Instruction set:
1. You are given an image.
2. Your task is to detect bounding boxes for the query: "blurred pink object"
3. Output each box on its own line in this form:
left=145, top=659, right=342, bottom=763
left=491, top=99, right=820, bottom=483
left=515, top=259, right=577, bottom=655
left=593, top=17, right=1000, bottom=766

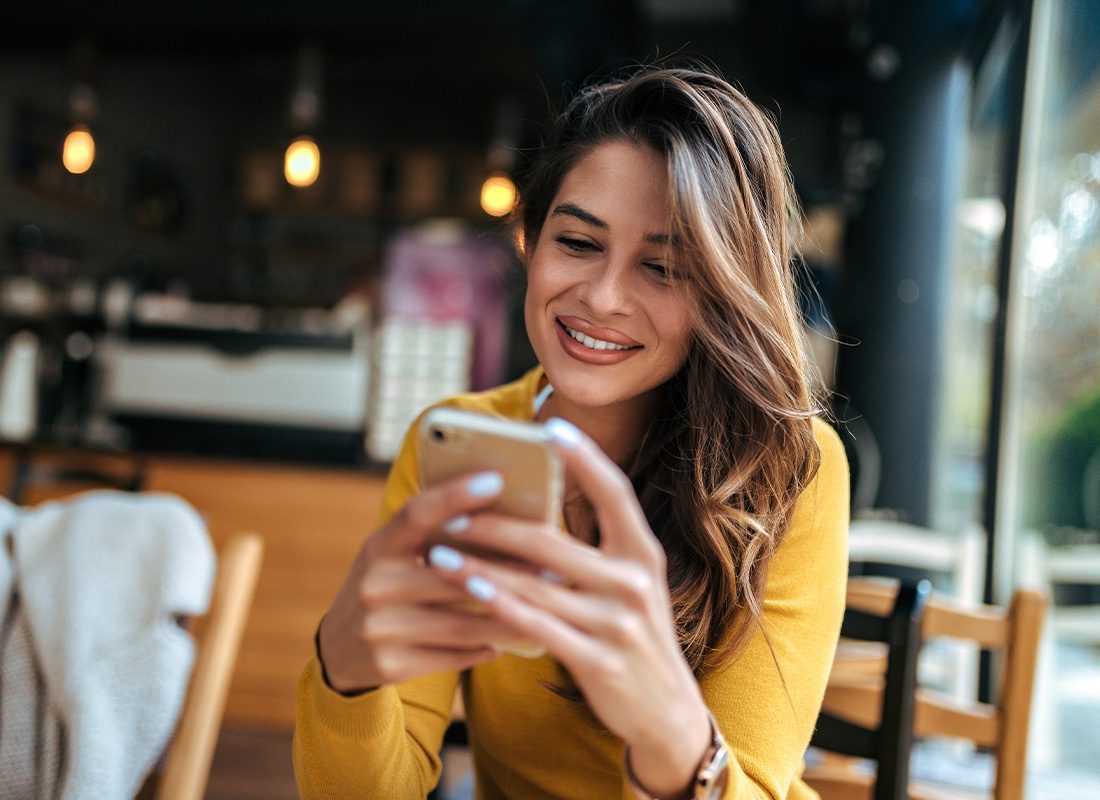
left=380, top=223, right=512, bottom=390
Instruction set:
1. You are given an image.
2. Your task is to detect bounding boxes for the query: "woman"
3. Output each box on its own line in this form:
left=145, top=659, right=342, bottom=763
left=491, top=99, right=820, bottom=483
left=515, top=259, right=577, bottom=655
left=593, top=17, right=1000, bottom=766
left=294, top=66, right=849, bottom=800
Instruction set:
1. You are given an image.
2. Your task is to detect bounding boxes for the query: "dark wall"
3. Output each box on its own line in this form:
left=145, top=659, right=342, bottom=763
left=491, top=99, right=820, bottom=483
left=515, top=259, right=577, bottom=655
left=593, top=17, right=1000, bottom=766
left=0, top=55, right=231, bottom=288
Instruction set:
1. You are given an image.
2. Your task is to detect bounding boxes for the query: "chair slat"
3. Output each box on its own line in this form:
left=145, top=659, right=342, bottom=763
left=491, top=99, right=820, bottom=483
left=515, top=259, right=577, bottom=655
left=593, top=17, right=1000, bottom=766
left=845, top=577, right=898, bottom=617
left=913, top=689, right=999, bottom=747
left=909, top=781, right=979, bottom=800
left=801, top=760, right=875, bottom=800
left=821, top=677, right=884, bottom=730
left=833, top=640, right=889, bottom=676
left=922, top=601, right=1007, bottom=648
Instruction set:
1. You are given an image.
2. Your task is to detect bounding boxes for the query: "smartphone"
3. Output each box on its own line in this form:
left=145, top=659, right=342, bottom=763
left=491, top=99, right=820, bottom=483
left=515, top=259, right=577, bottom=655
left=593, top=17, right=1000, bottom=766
left=418, top=406, right=564, bottom=658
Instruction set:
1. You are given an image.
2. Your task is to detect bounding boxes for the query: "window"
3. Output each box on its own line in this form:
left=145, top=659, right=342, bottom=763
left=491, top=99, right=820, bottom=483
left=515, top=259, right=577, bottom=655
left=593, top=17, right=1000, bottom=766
left=998, top=0, right=1100, bottom=784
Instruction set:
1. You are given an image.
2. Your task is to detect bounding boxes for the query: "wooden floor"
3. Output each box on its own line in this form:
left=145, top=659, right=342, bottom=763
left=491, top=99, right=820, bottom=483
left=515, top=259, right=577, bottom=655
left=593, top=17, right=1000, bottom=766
left=204, top=724, right=476, bottom=799
left=206, top=725, right=299, bottom=800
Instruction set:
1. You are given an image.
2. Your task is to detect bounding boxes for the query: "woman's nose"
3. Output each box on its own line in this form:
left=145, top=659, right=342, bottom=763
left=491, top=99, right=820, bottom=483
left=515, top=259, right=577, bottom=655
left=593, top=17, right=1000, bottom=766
left=577, top=260, right=635, bottom=317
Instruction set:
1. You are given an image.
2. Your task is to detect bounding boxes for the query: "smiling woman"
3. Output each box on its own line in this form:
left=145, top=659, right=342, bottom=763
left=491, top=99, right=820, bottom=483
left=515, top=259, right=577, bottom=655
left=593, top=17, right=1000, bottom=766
left=524, top=141, right=694, bottom=417
left=294, top=65, right=849, bottom=800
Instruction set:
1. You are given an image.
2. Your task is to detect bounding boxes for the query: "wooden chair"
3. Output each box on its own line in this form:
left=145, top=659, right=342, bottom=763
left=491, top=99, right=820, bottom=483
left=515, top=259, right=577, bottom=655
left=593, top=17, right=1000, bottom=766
left=808, top=579, right=931, bottom=800
left=805, top=577, right=1048, bottom=800
left=1021, top=533, right=1100, bottom=646
left=848, top=519, right=986, bottom=705
left=143, top=532, right=265, bottom=800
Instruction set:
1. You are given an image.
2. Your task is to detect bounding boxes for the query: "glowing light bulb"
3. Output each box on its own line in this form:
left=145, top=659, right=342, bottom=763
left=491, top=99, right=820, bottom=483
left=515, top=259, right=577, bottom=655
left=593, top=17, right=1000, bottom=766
left=480, top=173, right=516, bottom=217
left=285, top=136, right=320, bottom=187
left=62, top=127, right=95, bottom=174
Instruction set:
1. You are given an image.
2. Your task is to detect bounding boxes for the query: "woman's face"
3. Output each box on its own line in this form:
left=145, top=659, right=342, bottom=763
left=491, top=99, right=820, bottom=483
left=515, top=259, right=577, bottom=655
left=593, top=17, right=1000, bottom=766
left=524, top=140, right=694, bottom=413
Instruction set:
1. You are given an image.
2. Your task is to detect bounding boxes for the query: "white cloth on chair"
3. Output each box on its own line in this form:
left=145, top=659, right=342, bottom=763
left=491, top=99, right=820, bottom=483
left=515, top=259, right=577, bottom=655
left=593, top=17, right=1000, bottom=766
left=0, top=490, right=215, bottom=800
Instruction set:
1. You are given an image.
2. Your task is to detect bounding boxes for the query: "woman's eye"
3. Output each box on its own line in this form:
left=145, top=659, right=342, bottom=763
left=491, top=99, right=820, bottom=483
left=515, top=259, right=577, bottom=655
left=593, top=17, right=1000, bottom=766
left=555, top=236, right=598, bottom=253
left=644, top=263, right=675, bottom=282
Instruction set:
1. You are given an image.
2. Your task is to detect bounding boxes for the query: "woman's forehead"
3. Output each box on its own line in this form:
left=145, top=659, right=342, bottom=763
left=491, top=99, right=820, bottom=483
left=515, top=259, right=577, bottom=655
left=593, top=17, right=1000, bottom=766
left=550, top=141, right=673, bottom=231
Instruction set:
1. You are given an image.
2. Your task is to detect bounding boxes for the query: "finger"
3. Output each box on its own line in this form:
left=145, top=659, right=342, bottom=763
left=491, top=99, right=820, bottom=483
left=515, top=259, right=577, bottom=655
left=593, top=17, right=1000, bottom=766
left=360, top=605, right=523, bottom=652
left=429, top=544, right=658, bottom=636
left=360, top=559, right=475, bottom=608
left=442, top=513, right=652, bottom=597
left=380, top=645, right=501, bottom=683
left=544, top=418, right=663, bottom=564
left=382, top=470, right=504, bottom=554
left=473, top=560, right=631, bottom=639
left=451, top=569, right=611, bottom=678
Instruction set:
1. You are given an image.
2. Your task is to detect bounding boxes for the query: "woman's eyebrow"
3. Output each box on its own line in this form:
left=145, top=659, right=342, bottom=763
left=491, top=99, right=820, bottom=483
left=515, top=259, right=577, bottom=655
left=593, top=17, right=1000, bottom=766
left=551, top=201, right=679, bottom=246
left=551, top=202, right=607, bottom=228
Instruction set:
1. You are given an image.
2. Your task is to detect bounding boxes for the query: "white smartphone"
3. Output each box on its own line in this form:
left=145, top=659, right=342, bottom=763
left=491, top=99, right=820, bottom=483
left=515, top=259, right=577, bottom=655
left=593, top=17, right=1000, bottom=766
left=418, top=406, right=564, bottom=658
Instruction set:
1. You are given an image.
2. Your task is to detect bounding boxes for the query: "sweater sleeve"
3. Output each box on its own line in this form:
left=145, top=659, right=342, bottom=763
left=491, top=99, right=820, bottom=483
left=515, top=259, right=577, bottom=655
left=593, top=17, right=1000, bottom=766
left=700, top=419, right=849, bottom=800
left=293, top=413, right=462, bottom=799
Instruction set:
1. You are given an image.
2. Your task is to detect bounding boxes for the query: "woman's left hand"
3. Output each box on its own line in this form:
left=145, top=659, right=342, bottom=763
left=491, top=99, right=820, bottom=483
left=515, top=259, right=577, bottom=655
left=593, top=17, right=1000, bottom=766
left=426, top=417, right=713, bottom=798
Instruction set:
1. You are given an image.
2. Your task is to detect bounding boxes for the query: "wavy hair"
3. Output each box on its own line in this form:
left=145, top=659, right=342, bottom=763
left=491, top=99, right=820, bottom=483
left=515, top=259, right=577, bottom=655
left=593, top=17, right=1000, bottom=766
left=519, top=66, right=822, bottom=675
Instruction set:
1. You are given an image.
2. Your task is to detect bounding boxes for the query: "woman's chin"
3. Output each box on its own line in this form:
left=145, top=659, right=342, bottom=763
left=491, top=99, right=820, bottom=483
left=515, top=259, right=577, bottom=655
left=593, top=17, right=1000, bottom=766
left=542, top=370, right=663, bottom=416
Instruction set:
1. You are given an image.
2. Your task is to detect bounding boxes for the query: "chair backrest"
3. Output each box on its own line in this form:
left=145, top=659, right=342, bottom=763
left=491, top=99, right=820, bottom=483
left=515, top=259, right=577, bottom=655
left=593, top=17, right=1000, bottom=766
left=848, top=519, right=986, bottom=706
left=916, top=584, right=1046, bottom=800
left=848, top=519, right=985, bottom=605
left=151, top=532, right=264, bottom=800
left=808, top=578, right=1048, bottom=800
left=809, top=579, right=931, bottom=800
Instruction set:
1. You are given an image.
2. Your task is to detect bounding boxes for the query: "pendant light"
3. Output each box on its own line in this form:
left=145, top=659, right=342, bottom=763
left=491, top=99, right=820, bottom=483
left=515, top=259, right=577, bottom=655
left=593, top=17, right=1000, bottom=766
left=480, top=98, right=520, bottom=217
left=63, top=123, right=95, bottom=175
left=63, top=43, right=98, bottom=175
left=284, top=43, right=323, bottom=188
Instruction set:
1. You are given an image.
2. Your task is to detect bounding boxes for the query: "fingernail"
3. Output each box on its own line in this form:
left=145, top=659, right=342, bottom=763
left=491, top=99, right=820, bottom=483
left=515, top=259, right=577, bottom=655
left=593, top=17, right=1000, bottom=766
left=429, top=545, right=464, bottom=572
left=545, top=417, right=581, bottom=448
left=442, top=515, right=471, bottom=534
left=467, top=575, right=497, bottom=602
left=467, top=471, right=504, bottom=497
left=540, top=569, right=566, bottom=585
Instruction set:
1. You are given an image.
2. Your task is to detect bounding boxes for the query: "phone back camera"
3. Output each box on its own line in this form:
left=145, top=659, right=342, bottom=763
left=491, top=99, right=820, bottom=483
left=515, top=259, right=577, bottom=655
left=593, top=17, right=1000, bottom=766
left=430, top=427, right=446, bottom=442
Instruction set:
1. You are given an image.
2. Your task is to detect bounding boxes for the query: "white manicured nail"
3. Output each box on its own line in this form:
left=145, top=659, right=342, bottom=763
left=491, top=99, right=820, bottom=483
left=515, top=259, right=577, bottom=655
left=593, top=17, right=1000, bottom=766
left=442, top=515, right=471, bottom=534
left=540, top=569, right=566, bottom=584
left=467, top=575, right=497, bottom=602
left=429, top=546, right=464, bottom=572
left=467, top=472, right=504, bottom=497
left=545, top=417, right=581, bottom=448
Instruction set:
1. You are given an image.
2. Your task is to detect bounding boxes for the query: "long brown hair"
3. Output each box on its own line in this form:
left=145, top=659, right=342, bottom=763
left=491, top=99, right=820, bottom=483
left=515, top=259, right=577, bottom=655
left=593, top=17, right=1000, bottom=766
left=520, top=66, right=821, bottom=676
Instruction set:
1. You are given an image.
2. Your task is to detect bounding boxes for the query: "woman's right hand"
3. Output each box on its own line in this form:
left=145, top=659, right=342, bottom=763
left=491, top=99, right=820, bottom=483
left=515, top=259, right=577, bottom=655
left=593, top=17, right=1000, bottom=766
left=316, top=471, right=514, bottom=694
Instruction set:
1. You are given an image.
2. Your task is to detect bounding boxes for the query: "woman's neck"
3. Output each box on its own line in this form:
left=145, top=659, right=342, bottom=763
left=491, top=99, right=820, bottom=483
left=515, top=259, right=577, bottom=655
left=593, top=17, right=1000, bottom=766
left=537, top=386, right=659, bottom=469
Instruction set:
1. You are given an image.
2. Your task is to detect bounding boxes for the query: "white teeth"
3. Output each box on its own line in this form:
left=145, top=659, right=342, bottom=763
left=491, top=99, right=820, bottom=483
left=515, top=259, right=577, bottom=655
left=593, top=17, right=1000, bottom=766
left=564, top=325, right=633, bottom=351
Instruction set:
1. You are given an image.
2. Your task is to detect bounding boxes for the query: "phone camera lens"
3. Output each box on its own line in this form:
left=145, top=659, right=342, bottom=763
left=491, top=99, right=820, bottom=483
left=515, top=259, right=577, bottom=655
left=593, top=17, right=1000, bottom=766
left=430, top=427, right=445, bottom=442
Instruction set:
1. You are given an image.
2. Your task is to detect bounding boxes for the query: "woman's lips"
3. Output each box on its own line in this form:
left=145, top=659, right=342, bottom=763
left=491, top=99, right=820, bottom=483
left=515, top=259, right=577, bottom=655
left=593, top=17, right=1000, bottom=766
left=556, top=315, right=642, bottom=348
left=554, top=318, right=643, bottom=365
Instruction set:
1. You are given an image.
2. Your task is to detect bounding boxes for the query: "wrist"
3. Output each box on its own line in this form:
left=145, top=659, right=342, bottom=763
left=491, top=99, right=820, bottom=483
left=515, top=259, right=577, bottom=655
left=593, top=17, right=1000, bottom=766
left=315, top=619, right=379, bottom=697
left=624, top=702, right=712, bottom=800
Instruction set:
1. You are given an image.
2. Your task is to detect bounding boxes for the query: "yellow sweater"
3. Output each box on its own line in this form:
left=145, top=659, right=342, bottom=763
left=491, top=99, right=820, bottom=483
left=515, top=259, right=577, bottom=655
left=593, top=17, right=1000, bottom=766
left=294, top=367, right=849, bottom=799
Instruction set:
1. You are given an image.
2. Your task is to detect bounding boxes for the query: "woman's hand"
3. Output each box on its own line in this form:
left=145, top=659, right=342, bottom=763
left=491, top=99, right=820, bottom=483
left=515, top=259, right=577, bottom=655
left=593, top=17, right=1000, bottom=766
left=425, top=418, right=713, bottom=799
left=317, top=471, right=519, bottom=694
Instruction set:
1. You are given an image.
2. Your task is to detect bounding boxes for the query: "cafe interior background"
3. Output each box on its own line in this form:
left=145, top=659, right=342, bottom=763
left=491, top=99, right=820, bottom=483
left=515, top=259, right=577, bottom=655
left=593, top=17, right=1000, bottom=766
left=0, top=0, right=1098, bottom=797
